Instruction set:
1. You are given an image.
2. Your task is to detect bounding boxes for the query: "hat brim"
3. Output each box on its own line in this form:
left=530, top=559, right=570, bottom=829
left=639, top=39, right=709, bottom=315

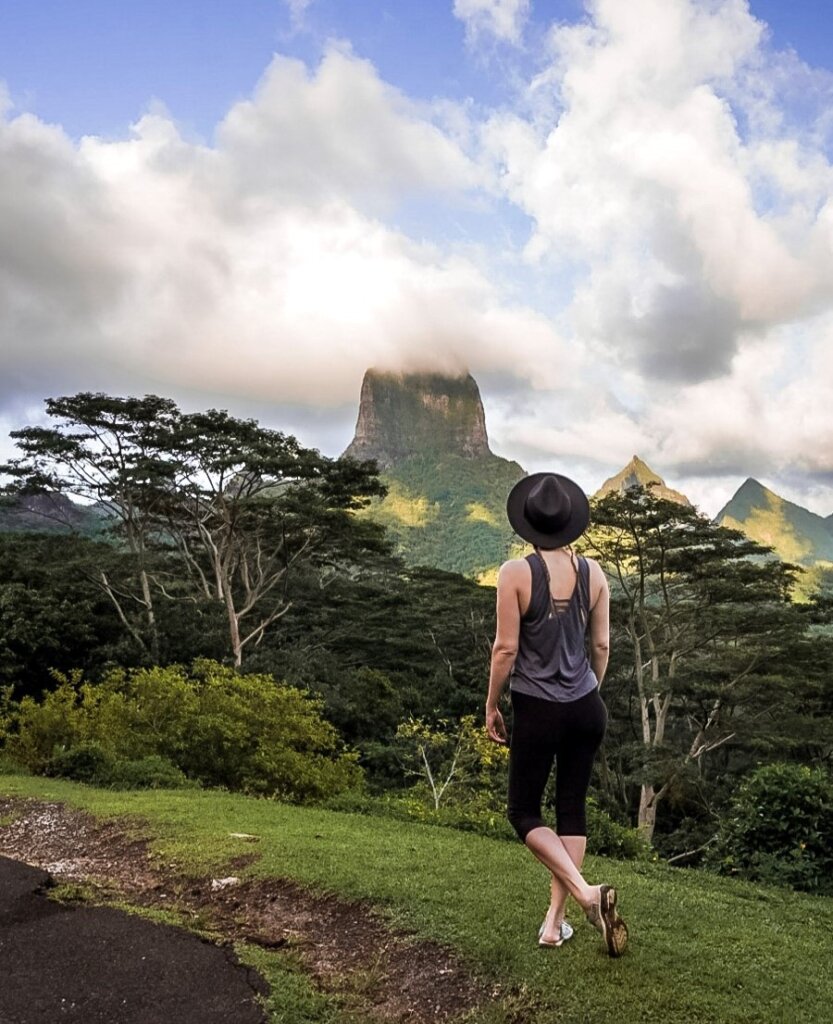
left=506, top=472, right=590, bottom=549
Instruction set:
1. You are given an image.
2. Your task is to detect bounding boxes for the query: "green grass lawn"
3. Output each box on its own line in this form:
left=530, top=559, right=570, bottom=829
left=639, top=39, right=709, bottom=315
left=2, top=773, right=832, bottom=1024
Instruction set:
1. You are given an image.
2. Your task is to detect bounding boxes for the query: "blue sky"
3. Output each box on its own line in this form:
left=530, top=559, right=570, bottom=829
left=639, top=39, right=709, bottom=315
left=0, top=1, right=827, bottom=139
left=2, top=0, right=833, bottom=516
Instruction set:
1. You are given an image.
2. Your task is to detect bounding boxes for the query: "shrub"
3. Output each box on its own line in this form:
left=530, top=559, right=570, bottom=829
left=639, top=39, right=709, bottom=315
left=707, top=762, right=833, bottom=894
left=105, top=755, right=194, bottom=790
left=1, top=660, right=363, bottom=802
left=0, top=750, right=26, bottom=776
left=45, top=740, right=114, bottom=784
left=585, top=798, right=651, bottom=861
left=321, top=789, right=650, bottom=860
left=43, top=742, right=194, bottom=790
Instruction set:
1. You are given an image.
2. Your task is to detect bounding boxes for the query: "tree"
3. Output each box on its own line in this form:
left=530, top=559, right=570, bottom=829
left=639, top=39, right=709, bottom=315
left=2, top=394, right=389, bottom=667
left=154, top=409, right=388, bottom=666
left=580, top=487, right=804, bottom=842
left=0, top=533, right=124, bottom=696
left=1, top=394, right=180, bottom=661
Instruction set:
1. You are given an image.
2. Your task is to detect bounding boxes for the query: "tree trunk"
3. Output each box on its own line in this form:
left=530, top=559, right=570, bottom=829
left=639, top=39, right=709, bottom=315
left=139, top=568, right=160, bottom=662
left=638, top=783, right=659, bottom=841
left=224, top=587, right=243, bottom=668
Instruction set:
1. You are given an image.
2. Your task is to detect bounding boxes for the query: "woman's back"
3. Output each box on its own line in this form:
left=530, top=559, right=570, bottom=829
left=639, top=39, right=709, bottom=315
left=510, top=550, right=599, bottom=703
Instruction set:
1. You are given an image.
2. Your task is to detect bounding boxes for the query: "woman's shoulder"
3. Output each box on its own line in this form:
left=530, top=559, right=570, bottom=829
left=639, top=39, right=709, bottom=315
left=579, top=555, right=609, bottom=591
left=497, top=557, right=533, bottom=584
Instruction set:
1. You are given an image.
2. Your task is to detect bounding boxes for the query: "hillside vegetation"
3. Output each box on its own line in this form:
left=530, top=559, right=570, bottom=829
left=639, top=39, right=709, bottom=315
left=364, top=452, right=525, bottom=578
left=2, top=393, right=832, bottom=887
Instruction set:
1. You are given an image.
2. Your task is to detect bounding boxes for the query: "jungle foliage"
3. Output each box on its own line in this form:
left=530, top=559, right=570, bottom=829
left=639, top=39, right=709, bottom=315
left=1, top=394, right=832, bottom=887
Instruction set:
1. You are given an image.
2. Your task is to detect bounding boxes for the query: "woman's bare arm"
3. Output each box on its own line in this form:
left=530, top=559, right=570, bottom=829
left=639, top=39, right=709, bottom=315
left=588, top=558, right=610, bottom=687
left=485, top=560, right=524, bottom=742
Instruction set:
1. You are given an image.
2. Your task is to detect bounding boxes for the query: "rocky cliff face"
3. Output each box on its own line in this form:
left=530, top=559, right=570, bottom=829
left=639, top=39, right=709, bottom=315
left=594, top=455, right=692, bottom=506
left=342, top=368, right=523, bottom=579
left=343, top=369, right=491, bottom=468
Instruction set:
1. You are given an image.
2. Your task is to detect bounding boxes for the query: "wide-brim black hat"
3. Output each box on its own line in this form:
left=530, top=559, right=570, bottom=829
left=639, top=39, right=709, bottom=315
left=506, top=472, right=590, bottom=549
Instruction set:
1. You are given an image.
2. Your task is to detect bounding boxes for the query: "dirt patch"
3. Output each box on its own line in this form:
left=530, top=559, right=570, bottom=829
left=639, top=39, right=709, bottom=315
left=0, top=796, right=506, bottom=1023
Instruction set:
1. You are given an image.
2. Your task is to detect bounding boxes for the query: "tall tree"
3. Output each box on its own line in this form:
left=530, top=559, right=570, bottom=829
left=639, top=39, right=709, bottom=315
left=580, top=488, right=803, bottom=842
left=1, top=394, right=388, bottom=667
left=1, top=394, right=180, bottom=660
left=155, top=409, right=388, bottom=666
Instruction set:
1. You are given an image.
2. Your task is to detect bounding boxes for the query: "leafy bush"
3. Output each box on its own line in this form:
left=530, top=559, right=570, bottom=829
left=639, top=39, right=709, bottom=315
left=585, top=798, right=652, bottom=861
left=0, top=750, right=26, bottom=776
left=1, top=660, right=363, bottom=802
left=322, top=789, right=650, bottom=860
left=44, top=742, right=193, bottom=790
left=707, top=762, right=833, bottom=894
left=105, top=755, right=194, bottom=790
left=45, top=740, right=113, bottom=784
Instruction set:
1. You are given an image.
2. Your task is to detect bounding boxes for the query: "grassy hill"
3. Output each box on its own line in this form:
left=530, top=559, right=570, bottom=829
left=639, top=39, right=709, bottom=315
left=2, top=772, right=831, bottom=1024
left=364, top=452, right=525, bottom=579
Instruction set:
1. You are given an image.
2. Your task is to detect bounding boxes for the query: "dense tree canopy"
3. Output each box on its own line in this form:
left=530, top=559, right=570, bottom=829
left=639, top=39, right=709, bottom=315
left=2, top=398, right=832, bottom=867
left=1, top=393, right=388, bottom=666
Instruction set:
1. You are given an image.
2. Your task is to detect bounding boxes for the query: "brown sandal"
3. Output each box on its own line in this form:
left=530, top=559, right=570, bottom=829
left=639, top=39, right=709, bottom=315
left=586, top=885, right=628, bottom=957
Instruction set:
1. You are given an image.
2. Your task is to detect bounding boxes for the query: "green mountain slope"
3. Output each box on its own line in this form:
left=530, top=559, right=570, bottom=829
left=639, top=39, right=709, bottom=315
left=715, top=477, right=833, bottom=566
left=345, top=369, right=525, bottom=579
left=365, top=451, right=525, bottom=579
left=0, top=492, right=108, bottom=535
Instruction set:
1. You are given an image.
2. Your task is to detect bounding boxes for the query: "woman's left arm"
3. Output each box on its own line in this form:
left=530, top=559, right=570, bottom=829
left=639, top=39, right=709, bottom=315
left=485, top=560, right=522, bottom=744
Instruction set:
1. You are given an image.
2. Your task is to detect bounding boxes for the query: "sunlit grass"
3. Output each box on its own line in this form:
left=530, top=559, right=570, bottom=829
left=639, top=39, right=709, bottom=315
left=2, top=773, right=832, bottom=1024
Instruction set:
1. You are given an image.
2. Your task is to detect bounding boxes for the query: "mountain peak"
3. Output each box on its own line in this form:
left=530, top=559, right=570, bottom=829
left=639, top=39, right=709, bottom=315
left=343, top=368, right=491, bottom=469
left=594, top=455, right=692, bottom=506
left=716, top=477, right=833, bottom=567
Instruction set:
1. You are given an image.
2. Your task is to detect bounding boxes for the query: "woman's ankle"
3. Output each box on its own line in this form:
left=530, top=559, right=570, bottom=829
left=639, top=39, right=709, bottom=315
left=547, top=903, right=566, bottom=924
left=578, top=883, right=600, bottom=911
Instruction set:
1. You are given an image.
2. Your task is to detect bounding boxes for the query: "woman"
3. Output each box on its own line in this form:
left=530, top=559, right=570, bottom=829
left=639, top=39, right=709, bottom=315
left=485, top=472, right=628, bottom=957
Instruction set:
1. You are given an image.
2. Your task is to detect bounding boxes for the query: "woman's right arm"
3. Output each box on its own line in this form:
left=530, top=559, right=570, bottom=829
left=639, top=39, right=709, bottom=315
left=485, top=560, right=523, bottom=744
left=588, top=559, right=610, bottom=687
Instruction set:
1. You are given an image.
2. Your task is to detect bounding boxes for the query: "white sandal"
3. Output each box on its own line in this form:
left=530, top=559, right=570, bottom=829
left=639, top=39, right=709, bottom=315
left=538, top=919, right=574, bottom=947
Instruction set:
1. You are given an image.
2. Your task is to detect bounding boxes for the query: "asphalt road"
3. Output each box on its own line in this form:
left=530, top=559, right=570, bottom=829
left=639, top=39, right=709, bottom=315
left=0, top=855, right=268, bottom=1024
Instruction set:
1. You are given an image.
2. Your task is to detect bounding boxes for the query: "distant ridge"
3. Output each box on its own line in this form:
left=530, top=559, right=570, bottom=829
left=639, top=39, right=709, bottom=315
left=715, top=477, right=833, bottom=567
left=594, top=455, right=691, bottom=506
left=0, top=492, right=106, bottom=535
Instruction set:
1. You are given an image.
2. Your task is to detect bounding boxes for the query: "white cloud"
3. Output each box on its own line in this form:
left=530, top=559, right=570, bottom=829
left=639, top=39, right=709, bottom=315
left=284, top=0, right=313, bottom=28
left=216, top=47, right=484, bottom=209
left=484, top=0, right=833, bottom=385
left=3, top=2, right=833, bottom=518
left=453, top=0, right=530, bottom=46
left=0, top=45, right=569, bottom=417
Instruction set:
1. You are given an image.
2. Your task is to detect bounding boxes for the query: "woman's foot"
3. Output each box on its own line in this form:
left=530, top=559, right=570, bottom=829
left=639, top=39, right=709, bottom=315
left=584, top=884, right=628, bottom=957
left=538, top=918, right=573, bottom=947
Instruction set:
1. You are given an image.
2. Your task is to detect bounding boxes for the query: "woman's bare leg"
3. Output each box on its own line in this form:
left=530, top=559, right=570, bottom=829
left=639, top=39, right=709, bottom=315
left=524, top=827, right=599, bottom=912
left=540, top=835, right=586, bottom=942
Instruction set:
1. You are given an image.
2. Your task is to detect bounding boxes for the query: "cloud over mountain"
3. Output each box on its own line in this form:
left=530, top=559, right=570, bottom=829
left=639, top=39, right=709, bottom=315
left=2, top=0, right=833, bottom=518
left=0, top=46, right=570, bottom=411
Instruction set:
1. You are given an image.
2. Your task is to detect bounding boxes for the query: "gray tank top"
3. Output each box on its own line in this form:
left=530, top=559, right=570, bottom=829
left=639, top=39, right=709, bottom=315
left=509, top=551, right=599, bottom=703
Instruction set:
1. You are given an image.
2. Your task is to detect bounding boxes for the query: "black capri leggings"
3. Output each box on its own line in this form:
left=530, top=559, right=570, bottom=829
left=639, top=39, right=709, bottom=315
left=507, top=687, right=608, bottom=841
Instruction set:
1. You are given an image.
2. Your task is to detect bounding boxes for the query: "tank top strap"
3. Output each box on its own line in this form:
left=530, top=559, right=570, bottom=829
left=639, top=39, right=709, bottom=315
left=523, top=552, right=549, bottom=621
left=577, top=554, right=590, bottom=627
